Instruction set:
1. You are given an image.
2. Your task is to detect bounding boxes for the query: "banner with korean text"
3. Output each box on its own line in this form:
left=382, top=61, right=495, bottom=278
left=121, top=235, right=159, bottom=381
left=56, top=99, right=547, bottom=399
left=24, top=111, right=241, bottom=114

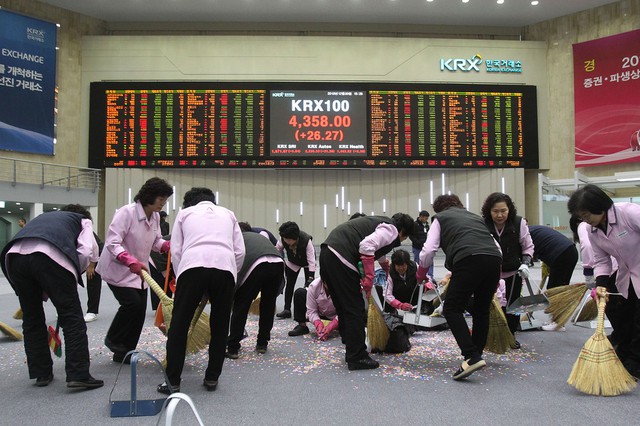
left=573, top=29, right=640, bottom=167
left=0, top=9, right=57, bottom=155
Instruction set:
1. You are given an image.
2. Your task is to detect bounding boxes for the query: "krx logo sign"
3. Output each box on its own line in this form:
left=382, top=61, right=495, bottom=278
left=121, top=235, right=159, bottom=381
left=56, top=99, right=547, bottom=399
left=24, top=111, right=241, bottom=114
left=440, top=54, right=483, bottom=72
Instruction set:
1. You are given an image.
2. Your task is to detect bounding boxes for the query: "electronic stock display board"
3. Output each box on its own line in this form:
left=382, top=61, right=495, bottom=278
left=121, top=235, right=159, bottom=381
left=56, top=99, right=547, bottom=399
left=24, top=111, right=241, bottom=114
left=89, top=82, right=538, bottom=169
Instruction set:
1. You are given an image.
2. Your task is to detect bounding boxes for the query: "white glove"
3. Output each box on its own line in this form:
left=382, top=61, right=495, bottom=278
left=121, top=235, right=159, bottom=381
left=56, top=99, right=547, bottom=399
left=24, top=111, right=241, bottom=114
left=584, top=275, right=596, bottom=288
left=517, top=264, right=530, bottom=279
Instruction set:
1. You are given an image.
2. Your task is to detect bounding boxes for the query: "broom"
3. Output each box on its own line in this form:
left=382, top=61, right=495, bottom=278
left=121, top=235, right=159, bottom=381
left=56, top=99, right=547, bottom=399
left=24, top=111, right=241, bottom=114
left=432, top=276, right=450, bottom=309
left=142, top=270, right=173, bottom=332
left=13, top=307, right=23, bottom=320
left=567, top=287, right=637, bottom=396
left=576, top=297, right=598, bottom=322
left=0, top=321, right=23, bottom=341
left=485, top=296, right=516, bottom=354
left=248, top=292, right=261, bottom=316
left=366, top=293, right=389, bottom=352
left=186, top=298, right=211, bottom=354
left=544, top=283, right=586, bottom=327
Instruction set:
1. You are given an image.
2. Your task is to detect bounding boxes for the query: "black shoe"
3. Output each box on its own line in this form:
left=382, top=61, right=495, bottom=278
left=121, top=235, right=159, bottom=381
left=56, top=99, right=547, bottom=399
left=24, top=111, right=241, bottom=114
left=225, top=349, right=239, bottom=359
left=35, top=373, right=54, bottom=387
left=348, top=356, right=379, bottom=371
left=452, top=357, right=486, bottom=381
left=67, top=376, right=104, bottom=389
left=256, top=345, right=268, bottom=354
left=113, top=352, right=132, bottom=364
left=157, top=381, right=180, bottom=395
left=276, top=309, right=291, bottom=319
left=104, top=338, right=127, bottom=354
left=288, top=324, right=310, bottom=336
left=511, top=339, right=521, bottom=350
left=203, top=379, right=218, bottom=391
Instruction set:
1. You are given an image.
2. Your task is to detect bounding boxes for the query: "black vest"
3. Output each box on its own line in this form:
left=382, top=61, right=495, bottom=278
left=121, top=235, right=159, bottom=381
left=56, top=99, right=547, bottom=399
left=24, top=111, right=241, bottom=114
left=485, top=215, right=522, bottom=272
left=1, top=211, right=85, bottom=284
left=238, top=232, right=283, bottom=286
left=390, top=261, right=419, bottom=305
left=281, top=230, right=313, bottom=267
left=322, top=216, right=400, bottom=266
left=252, top=227, right=278, bottom=246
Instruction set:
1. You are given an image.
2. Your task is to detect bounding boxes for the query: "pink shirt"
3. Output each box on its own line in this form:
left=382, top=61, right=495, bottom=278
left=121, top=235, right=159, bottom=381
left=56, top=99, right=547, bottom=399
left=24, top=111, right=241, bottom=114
left=276, top=238, right=317, bottom=272
left=7, top=218, right=97, bottom=282
left=587, top=203, right=640, bottom=298
left=577, top=221, right=618, bottom=271
left=171, top=201, right=245, bottom=281
left=96, top=201, right=165, bottom=289
left=306, top=278, right=337, bottom=323
left=327, top=222, right=398, bottom=272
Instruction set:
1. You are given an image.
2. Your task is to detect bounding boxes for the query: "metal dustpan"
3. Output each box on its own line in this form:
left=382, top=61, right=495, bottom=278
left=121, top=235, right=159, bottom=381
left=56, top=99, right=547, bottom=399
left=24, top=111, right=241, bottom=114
left=109, top=350, right=171, bottom=418
left=403, top=280, right=447, bottom=328
left=506, top=277, right=549, bottom=315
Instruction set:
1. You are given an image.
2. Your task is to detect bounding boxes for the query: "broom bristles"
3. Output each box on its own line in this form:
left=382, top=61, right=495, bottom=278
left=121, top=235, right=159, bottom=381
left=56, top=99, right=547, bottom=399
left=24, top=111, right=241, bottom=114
left=576, top=297, right=598, bottom=322
left=567, top=292, right=637, bottom=396
left=248, top=292, right=261, bottom=316
left=545, top=283, right=586, bottom=326
left=13, top=308, right=23, bottom=320
left=187, top=299, right=211, bottom=353
left=367, top=294, right=389, bottom=352
left=0, top=321, right=23, bottom=341
left=485, top=297, right=516, bottom=354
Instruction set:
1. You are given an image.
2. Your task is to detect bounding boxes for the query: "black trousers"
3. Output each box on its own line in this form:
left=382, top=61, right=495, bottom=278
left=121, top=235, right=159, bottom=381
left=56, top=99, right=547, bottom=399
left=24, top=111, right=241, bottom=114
left=320, top=248, right=367, bottom=363
left=166, top=267, right=235, bottom=385
left=228, top=262, right=283, bottom=351
left=606, top=276, right=640, bottom=377
left=106, top=284, right=147, bottom=354
left=8, top=253, right=91, bottom=381
left=442, top=254, right=501, bottom=361
left=86, top=269, right=102, bottom=314
left=546, top=245, right=579, bottom=289
left=504, top=273, right=524, bottom=334
left=293, top=287, right=308, bottom=323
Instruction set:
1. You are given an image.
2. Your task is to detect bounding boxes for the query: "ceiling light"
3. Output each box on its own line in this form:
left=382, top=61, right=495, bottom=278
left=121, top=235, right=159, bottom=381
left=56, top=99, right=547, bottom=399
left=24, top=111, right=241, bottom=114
left=15, top=202, right=21, bottom=205
left=462, top=0, right=469, bottom=3
left=531, top=0, right=539, bottom=5
left=0, top=201, right=5, bottom=208
left=426, top=0, right=434, bottom=2
left=497, top=0, right=504, bottom=4
left=615, top=171, right=640, bottom=182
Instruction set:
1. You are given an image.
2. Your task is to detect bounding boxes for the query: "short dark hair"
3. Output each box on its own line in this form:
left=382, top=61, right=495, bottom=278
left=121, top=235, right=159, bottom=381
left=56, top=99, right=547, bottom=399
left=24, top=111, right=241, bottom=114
left=432, top=194, right=463, bottom=213
left=567, top=184, right=613, bottom=216
left=481, top=192, right=517, bottom=222
left=391, top=213, right=414, bottom=236
left=182, top=187, right=216, bottom=208
left=391, top=249, right=411, bottom=266
left=134, top=177, right=173, bottom=206
left=419, top=210, right=430, bottom=217
left=279, top=221, right=300, bottom=239
left=159, top=211, right=168, bottom=218
left=60, top=204, right=92, bottom=220
left=238, top=221, right=252, bottom=232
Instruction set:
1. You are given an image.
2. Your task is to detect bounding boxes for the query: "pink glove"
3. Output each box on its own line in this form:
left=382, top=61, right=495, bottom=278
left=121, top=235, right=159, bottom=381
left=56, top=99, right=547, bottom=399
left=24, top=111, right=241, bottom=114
left=590, top=288, right=597, bottom=302
left=424, top=278, right=435, bottom=291
left=161, top=240, right=170, bottom=253
left=129, top=262, right=144, bottom=276
left=117, top=251, right=147, bottom=276
left=320, top=318, right=339, bottom=341
left=398, top=302, right=413, bottom=311
left=379, top=257, right=390, bottom=274
left=390, top=299, right=402, bottom=309
left=416, top=265, right=428, bottom=284
left=314, top=320, right=325, bottom=335
left=360, top=255, right=375, bottom=297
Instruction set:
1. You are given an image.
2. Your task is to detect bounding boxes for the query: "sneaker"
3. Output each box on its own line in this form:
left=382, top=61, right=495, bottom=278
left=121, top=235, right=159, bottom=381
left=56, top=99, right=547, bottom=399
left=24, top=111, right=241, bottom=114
left=541, top=322, right=566, bottom=332
left=511, top=339, right=521, bottom=349
left=203, top=378, right=218, bottom=391
left=35, top=373, right=54, bottom=387
left=256, top=345, right=268, bottom=354
left=67, top=376, right=104, bottom=389
left=452, top=358, right=486, bottom=381
left=347, top=356, right=380, bottom=371
left=288, top=324, right=310, bottom=336
left=276, top=309, right=291, bottom=319
left=84, top=313, right=98, bottom=322
left=157, top=381, right=180, bottom=395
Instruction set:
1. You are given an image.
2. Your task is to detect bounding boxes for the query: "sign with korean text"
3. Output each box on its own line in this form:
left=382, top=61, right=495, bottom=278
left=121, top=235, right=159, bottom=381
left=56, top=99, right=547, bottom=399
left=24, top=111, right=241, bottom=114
left=573, top=29, right=640, bottom=167
left=0, top=9, right=57, bottom=155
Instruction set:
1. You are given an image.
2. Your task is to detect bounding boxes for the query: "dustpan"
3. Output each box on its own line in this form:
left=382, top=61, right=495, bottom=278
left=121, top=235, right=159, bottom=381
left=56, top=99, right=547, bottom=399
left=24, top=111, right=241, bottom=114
left=109, top=350, right=171, bottom=418
left=506, top=277, right=549, bottom=315
left=403, top=281, right=447, bottom=328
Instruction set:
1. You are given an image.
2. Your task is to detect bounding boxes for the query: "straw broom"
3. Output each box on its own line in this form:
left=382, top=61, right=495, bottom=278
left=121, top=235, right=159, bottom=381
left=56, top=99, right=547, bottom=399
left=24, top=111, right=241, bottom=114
left=567, top=287, right=637, bottom=396
left=544, top=283, right=586, bottom=327
left=248, top=292, right=261, bottom=316
left=13, top=308, right=23, bottom=320
left=186, top=298, right=211, bottom=354
left=432, top=276, right=450, bottom=309
left=366, top=294, right=389, bottom=352
left=142, top=270, right=173, bottom=331
left=485, top=296, right=516, bottom=354
left=576, top=297, right=598, bottom=322
left=0, top=321, right=23, bottom=341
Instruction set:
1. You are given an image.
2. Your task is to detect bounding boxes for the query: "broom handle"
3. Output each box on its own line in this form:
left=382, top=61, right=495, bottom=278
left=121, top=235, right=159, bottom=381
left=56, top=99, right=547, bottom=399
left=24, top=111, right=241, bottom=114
left=141, top=270, right=173, bottom=304
left=190, top=298, right=207, bottom=329
left=596, top=294, right=606, bottom=336
left=163, top=250, right=172, bottom=294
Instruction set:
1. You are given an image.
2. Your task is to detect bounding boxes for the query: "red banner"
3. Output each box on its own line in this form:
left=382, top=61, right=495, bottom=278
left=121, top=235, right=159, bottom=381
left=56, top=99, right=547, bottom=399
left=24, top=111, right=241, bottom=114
left=573, top=29, right=640, bottom=167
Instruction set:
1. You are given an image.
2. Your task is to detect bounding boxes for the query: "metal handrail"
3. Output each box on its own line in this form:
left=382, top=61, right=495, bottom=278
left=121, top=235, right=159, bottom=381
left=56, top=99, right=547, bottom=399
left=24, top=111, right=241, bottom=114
left=0, top=156, right=102, bottom=193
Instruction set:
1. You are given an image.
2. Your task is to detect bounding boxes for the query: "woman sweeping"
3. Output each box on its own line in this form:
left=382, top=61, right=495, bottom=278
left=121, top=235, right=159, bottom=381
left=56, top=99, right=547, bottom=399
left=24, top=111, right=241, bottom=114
left=568, top=184, right=640, bottom=379
left=97, top=177, right=173, bottom=363
left=481, top=192, right=534, bottom=348
left=417, top=194, right=502, bottom=380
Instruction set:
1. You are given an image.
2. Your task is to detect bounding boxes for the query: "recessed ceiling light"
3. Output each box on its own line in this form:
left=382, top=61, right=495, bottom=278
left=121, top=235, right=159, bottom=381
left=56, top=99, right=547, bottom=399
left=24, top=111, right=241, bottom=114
left=462, top=0, right=469, bottom=3
left=15, top=202, right=21, bottom=205
left=531, top=0, right=539, bottom=5
left=497, top=0, right=504, bottom=4
left=427, top=0, right=434, bottom=2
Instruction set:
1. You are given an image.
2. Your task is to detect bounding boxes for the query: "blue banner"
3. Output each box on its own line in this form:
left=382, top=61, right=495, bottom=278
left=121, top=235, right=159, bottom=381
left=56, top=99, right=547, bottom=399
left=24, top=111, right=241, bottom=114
left=0, top=9, right=57, bottom=155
